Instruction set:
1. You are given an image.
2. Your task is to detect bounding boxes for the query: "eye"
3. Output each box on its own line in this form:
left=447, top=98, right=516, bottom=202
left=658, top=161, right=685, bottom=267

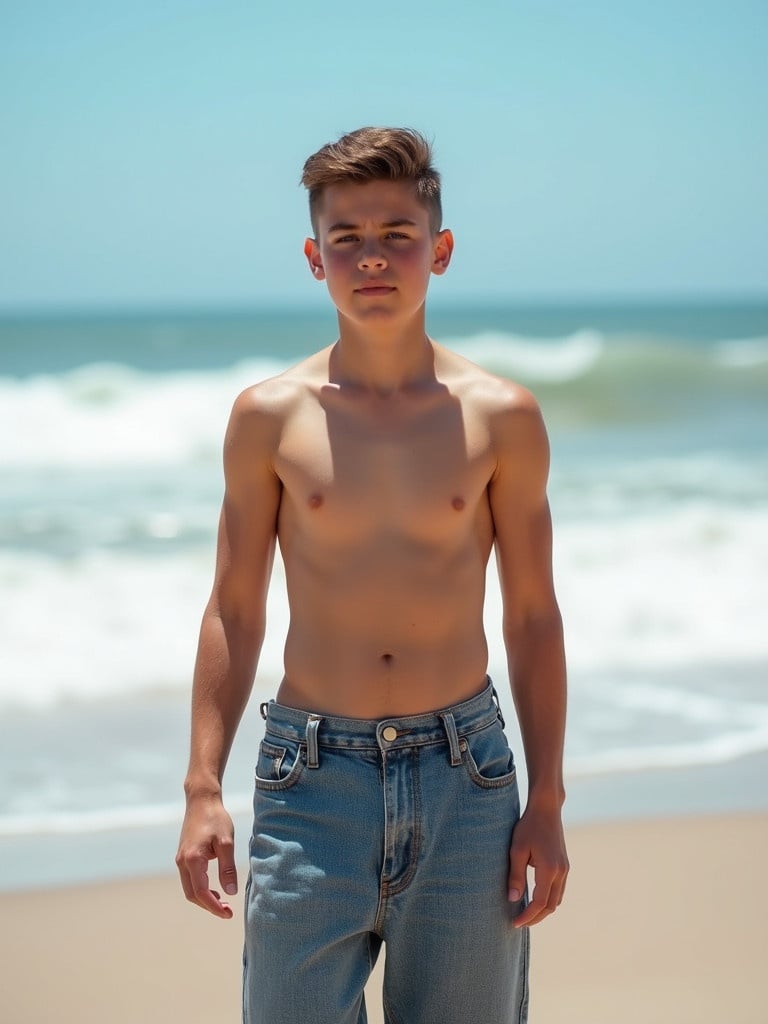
left=385, top=232, right=410, bottom=240
left=333, top=234, right=358, bottom=244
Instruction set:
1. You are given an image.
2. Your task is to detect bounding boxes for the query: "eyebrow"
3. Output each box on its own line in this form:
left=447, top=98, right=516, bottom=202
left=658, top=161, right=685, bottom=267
left=326, top=218, right=419, bottom=233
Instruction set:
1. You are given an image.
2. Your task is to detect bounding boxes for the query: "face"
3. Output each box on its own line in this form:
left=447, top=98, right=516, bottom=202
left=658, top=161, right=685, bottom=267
left=304, top=179, right=453, bottom=326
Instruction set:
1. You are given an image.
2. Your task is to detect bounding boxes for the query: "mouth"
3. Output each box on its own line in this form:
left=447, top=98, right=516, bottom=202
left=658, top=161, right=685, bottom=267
left=355, top=285, right=396, bottom=296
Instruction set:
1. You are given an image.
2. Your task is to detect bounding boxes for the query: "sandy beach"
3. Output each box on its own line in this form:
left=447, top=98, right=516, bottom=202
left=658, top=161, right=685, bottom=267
left=2, top=812, right=766, bottom=1023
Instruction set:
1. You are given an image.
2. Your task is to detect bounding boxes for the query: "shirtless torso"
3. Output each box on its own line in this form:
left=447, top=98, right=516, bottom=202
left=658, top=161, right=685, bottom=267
left=271, top=342, right=504, bottom=716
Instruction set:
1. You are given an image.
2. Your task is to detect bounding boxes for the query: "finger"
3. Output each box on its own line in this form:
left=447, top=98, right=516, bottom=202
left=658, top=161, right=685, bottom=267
left=187, top=853, right=234, bottom=919
left=543, top=858, right=569, bottom=913
left=175, top=844, right=205, bottom=906
left=507, top=844, right=530, bottom=903
left=176, top=854, right=196, bottom=904
left=513, top=878, right=553, bottom=928
left=551, top=866, right=569, bottom=908
left=216, top=834, right=238, bottom=897
left=514, top=862, right=569, bottom=927
left=206, top=889, right=234, bottom=919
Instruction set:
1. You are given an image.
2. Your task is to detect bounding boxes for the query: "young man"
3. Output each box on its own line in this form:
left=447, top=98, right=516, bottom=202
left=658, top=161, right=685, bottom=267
left=176, top=127, right=568, bottom=1024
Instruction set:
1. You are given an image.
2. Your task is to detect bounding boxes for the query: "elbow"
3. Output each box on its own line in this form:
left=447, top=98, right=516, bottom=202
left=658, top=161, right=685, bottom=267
left=502, top=604, right=564, bottom=657
left=503, top=603, right=562, bottom=640
left=204, top=592, right=266, bottom=649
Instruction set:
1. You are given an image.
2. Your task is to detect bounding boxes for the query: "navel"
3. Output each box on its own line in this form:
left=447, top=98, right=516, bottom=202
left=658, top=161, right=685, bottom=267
left=451, top=496, right=466, bottom=511
left=380, top=653, right=394, bottom=666
left=308, top=492, right=324, bottom=510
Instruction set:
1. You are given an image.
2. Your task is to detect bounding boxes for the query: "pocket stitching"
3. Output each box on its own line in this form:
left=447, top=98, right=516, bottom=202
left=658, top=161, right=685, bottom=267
left=254, top=741, right=306, bottom=791
left=460, top=736, right=517, bottom=790
left=259, top=740, right=287, bottom=778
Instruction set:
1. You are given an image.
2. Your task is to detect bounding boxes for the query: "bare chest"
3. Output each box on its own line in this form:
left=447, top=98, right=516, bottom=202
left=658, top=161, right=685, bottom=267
left=274, top=392, right=495, bottom=539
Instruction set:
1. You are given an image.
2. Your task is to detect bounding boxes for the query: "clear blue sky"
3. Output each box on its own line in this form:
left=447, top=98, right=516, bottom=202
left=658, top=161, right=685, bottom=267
left=2, top=0, right=767, bottom=310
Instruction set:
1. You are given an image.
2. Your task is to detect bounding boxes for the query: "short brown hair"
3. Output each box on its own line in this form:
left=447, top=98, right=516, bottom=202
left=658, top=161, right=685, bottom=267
left=301, top=127, right=442, bottom=235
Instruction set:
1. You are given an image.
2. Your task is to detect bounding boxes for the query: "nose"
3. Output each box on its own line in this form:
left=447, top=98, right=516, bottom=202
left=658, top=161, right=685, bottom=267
left=358, top=246, right=387, bottom=271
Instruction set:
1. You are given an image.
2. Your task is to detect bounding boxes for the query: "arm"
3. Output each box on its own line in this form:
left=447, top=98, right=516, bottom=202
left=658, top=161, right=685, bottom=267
left=176, top=387, right=282, bottom=919
left=488, top=386, right=569, bottom=928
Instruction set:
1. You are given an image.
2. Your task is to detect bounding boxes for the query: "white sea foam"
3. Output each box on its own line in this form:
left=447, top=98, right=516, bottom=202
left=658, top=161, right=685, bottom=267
left=0, top=549, right=289, bottom=707
left=563, top=682, right=768, bottom=774
left=559, top=508, right=766, bottom=670
left=449, top=329, right=604, bottom=381
left=0, top=358, right=287, bottom=468
left=0, top=801, right=188, bottom=836
left=483, top=500, right=768, bottom=675
left=715, top=336, right=768, bottom=368
left=0, top=791, right=252, bottom=837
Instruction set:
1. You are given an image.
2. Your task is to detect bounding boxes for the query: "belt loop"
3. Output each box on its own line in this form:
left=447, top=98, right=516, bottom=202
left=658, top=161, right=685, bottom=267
left=491, top=685, right=506, bottom=729
left=439, top=711, right=463, bottom=767
left=259, top=701, right=269, bottom=721
left=305, top=715, right=322, bottom=768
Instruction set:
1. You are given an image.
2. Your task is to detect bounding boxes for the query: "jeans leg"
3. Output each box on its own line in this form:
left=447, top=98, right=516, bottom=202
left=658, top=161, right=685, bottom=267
left=379, top=726, right=529, bottom=1024
left=243, top=742, right=384, bottom=1024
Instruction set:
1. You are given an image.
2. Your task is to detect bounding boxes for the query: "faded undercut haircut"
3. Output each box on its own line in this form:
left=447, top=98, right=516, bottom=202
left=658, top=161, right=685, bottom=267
left=301, top=127, right=442, bottom=236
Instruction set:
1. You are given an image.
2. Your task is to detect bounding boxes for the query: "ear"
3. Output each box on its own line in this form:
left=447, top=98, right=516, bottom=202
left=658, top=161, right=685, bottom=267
left=431, top=229, right=454, bottom=276
left=304, top=237, right=325, bottom=280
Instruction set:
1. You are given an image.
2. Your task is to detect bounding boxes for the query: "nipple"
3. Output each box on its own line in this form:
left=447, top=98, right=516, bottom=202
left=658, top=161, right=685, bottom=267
left=308, top=493, right=324, bottom=510
left=451, top=496, right=466, bottom=511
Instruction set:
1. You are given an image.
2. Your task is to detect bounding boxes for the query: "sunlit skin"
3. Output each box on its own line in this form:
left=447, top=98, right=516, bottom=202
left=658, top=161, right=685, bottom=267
left=176, top=179, right=568, bottom=931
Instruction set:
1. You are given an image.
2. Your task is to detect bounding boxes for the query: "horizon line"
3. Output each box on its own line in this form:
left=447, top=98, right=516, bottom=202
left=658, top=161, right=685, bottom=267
left=2, top=290, right=768, bottom=321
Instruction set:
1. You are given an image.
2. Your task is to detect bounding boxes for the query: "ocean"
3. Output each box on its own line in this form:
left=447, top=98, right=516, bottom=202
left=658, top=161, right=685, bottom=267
left=1, top=300, right=767, bottom=889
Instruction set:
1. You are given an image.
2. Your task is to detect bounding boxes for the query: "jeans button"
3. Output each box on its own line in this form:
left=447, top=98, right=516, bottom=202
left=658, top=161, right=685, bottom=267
left=382, top=726, right=398, bottom=742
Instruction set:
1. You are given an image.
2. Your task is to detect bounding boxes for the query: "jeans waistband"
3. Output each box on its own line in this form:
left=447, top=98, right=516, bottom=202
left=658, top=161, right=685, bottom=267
left=260, top=677, right=503, bottom=753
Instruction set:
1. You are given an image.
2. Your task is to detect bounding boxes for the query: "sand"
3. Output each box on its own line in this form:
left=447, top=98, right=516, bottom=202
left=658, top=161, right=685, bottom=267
left=2, top=813, right=766, bottom=1023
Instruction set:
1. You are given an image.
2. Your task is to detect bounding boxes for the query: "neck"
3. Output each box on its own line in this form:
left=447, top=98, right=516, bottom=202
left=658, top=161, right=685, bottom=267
left=331, top=309, right=435, bottom=393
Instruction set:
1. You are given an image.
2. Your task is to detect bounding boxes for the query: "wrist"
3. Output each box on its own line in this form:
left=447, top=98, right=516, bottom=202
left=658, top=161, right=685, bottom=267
left=525, top=783, right=566, bottom=812
left=183, top=773, right=223, bottom=802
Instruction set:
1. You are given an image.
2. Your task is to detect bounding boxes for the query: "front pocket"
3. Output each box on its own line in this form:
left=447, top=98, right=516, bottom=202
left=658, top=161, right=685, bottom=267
left=254, top=737, right=306, bottom=791
left=460, top=723, right=518, bottom=790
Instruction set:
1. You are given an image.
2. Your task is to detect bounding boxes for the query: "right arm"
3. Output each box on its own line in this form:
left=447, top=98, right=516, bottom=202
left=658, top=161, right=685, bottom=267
left=176, top=387, right=282, bottom=919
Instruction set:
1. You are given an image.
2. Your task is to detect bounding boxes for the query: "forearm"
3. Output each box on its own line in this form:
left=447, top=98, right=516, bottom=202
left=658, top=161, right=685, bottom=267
left=184, top=605, right=264, bottom=799
left=504, top=607, right=567, bottom=807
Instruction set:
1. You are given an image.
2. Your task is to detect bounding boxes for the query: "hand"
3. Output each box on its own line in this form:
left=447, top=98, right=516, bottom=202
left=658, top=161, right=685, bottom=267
left=507, top=802, right=569, bottom=928
left=176, top=795, right=238, bottom=919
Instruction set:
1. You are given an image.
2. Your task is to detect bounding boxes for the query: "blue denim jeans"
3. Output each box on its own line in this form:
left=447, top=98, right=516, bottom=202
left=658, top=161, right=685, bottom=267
left=243, top=680, right=529, bottom=1023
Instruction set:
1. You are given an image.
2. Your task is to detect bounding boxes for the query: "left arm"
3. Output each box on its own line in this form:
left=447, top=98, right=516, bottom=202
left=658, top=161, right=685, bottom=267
left=488, top=385, right=569, bottom=927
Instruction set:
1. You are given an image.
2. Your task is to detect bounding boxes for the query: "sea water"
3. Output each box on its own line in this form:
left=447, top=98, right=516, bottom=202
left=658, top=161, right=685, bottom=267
left=1, top=302, right=767, bottom=887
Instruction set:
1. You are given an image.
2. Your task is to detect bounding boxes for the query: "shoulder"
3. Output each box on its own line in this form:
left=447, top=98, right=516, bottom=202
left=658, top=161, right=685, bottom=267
left=434, top=343, right=549, bottom=484
left=224, top=348, right=330, bottom=468
left=227, top=348, right=331, bottom=439
left=435, top=341, right=546, bottom=436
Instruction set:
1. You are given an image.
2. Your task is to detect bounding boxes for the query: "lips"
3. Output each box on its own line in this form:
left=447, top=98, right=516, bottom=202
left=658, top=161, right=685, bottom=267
left=355, top=285, right=396, bottom=296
